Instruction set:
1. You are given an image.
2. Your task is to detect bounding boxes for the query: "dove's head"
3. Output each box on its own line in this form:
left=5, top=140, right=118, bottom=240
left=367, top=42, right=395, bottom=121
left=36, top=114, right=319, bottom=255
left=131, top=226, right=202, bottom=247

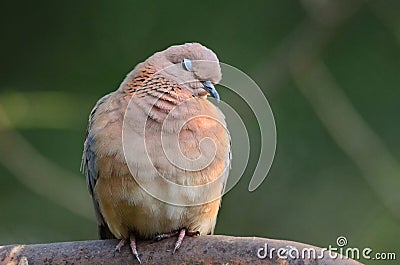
left=144, top=43, right=222, bottom=101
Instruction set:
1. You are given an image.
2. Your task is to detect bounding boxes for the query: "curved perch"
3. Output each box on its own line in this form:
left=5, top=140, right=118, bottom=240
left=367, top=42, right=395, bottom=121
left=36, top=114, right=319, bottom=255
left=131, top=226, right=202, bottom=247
left=0, top=235, right=363, bottom=265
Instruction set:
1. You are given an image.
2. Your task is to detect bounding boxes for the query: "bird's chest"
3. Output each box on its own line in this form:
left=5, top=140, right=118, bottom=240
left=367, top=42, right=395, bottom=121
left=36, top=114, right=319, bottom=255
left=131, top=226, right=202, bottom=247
left=123, top=112, right=226, bottom=184
left=94, top=99, right=229, bottom=238
left=113, top=112, right=228, bottom=207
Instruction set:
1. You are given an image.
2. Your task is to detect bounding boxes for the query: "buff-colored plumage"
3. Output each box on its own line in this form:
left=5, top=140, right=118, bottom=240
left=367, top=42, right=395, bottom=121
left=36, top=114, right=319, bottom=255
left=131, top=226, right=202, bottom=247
left=81, top=43, right=230, bottom=253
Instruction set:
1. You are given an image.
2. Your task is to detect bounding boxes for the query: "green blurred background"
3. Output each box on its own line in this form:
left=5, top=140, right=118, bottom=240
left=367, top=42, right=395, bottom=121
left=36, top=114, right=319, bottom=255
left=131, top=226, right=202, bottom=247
left=1, top=1, right=399, bottom=264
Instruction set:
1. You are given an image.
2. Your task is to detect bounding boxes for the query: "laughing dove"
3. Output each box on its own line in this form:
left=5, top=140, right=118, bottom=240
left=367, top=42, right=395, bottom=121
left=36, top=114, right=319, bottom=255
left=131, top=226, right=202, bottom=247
left=81, top=43, right=231, bottom=262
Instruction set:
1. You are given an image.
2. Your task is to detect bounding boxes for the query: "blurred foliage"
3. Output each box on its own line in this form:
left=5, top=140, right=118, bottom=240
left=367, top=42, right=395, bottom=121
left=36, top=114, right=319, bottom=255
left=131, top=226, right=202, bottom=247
left=1, top=1, right=399, bottom=264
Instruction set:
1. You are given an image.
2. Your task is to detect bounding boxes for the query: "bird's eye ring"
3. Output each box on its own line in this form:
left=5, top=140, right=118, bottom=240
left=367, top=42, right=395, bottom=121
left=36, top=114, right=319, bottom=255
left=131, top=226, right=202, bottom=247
left=182, top=58, right=192, bottom=72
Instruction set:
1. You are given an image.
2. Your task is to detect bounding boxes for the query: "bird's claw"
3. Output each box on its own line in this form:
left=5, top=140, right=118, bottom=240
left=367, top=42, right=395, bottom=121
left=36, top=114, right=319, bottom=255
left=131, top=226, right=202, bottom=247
left=130, top=234, right=141, bottom=264
left=113, top=239, right=126, bottom=257
left=112, top=236, right=141, bottom=263
left=133, top=253, right=141, bottom=264
left=154, top=228, right=200, bottom=253
left=172, top=229, right=200, bottom=253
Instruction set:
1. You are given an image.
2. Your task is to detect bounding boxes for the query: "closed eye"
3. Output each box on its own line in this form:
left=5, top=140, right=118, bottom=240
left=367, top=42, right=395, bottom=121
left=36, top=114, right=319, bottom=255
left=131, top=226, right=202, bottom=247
left=182, top=58, right=192, bottom=72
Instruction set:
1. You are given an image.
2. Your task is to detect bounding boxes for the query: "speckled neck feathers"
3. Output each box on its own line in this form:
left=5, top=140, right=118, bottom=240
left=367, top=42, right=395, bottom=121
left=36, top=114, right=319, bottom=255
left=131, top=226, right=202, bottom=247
left=123, top=66, right=195, bottom=123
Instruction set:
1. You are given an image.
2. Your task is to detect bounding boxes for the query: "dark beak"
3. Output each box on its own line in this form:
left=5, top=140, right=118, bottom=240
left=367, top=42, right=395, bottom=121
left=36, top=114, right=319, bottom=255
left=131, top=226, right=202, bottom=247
left=202, top=81, right=220, bottom=102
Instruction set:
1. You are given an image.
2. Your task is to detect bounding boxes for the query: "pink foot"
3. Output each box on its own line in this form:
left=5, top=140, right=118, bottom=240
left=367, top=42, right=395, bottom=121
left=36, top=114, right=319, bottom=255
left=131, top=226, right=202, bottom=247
left=173, top=229, right=200, bottom=253
left=130, top=234, right=141, bottom=264
left=113, top=235, right=141, bottom=264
